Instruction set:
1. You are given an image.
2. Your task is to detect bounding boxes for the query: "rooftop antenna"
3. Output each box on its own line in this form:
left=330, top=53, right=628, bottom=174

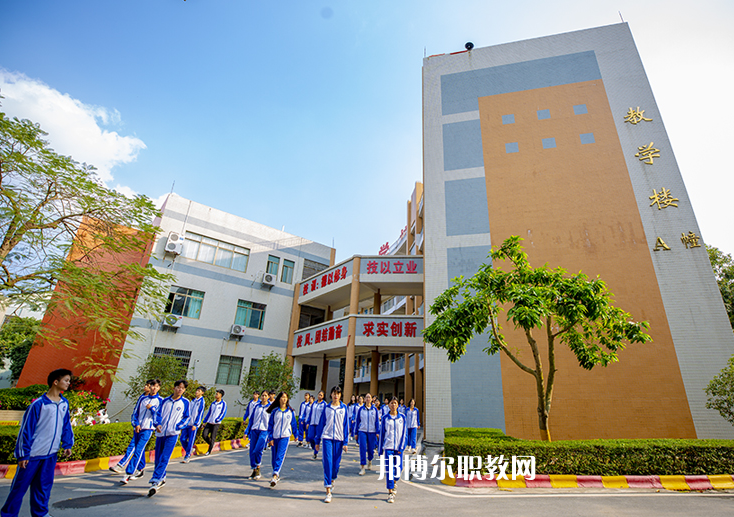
left=170, top=180, right=175, bottom=194
left=619, top=11, right=624, bottom=22
left=424, top=46, right=426, bottom=58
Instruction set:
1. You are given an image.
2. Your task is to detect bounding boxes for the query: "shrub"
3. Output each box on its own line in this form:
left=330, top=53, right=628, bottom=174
left=0, top=385, right=47, bottom=411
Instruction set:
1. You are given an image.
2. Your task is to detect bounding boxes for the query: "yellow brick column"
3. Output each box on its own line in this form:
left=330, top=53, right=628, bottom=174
left=344, top=257, right=361, bottom=401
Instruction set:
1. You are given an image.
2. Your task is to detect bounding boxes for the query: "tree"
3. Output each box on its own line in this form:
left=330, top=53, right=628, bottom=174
left=240, top=351, right=299, bottom=401
left=706, top=244, right=734, bottom=330
left=705, top=355, right=734, bottom=427
left=0, top=316, right=40, bottom=379
left=0, top=107, right=174, bottom=383
left=423, top=236, right=651, bottom=441
left=123, top=354, right=216, bottom=405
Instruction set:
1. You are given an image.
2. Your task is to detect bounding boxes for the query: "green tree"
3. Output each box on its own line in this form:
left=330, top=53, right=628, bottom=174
left=0, top=107, right=174, bottom=383
left=0, top=316, right=40, bottom=379
left=240, top=351, right=299, bottom=401
left=423, top=236, right=651, bottom=441
left=123, top=354, right=216, bottom=405
left=705, top=355, right=734, bottom=427
left=706, top=244, right=734, bottom=330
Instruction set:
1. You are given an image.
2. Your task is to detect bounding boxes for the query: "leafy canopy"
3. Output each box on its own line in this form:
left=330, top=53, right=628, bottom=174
left=705, top=355, right=734, bottom=427
left=240, top=351, right=299, bottom=401
left=706, top=244, right=734, bottom=330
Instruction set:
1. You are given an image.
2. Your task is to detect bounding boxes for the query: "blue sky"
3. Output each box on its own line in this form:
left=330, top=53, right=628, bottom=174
left=2, top=0, right=733, bottom=261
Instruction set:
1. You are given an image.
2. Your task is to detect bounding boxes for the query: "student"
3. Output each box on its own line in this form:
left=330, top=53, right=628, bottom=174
left=398, top=398, right=407, bottom=415
left=148, top=380, right=190, bottom=496
left=243, top=390, right=260, bottom=449
left=354, top=393, right=379, bottom=475
left=245, top=390, right=270, bottom=480
left=346, top=395, right=357, bottom=442
left=266, top=392, right=297, bottom=487
left=202, top=389, right=227, bottom=456
left=378, top=397, right=407, bottom=503
left=180, top=386, right=207, bottom=463
left=109, top=380, right=152, bottom=473
left=314, top=386, right=348, bottom=503
left=405, top=399, right=421, bottom=454
left=120, top=379, right=162, bottom=484
left=1, top=369, right=74, bottom=517
left=307, top=391, right=326, bottom=459
left=296, top=392, right=311, bottom=447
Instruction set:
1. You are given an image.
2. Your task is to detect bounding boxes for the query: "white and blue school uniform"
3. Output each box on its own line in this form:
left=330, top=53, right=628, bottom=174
left=203, top=399, right=227, bottom=424
left=180, top=396, right=206, bottom=459
left=244, top=398, right=259, bottom=424
left=297, top=400, right=310, bottom=442
left=378, top=412, right=407, bottom=491
left=116, top=393, right=148, bottom=469
left=126, top=393, right=162, bottom=475
left=350, top=403, right=363, bottom=438
left=405, top=408, right=421, bottom=449
left=307, top=400, right=326, bottom=451
left=315, top=402, right=349, bottom=488
left=267, top=407, right=297, bottom=476
left=150, top=396, right=190, bottom=484
left=398, top=404, right=407, bottom=415
left=244, top=402, right=270, bottom=469
left=1, top=394, right=74, bottom=517
left=355, top=405, right=379, bottom=466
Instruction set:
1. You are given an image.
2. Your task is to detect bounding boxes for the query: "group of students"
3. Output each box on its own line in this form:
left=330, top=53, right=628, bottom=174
left=1, top=369, right=421, bottom=517
left=108, top=379, right=229, bottom=493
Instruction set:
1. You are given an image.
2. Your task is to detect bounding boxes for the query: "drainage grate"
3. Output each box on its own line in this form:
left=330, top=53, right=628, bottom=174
left=53, top=493, right=144, bottom=509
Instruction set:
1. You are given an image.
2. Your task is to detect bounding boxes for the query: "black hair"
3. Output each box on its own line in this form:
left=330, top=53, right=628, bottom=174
left=47, top=369, right=72, bottom=387
left=261, top=390, right=269, bottom=396
left=174, top=379, right=188, bottom=388
left=330, top=385, right=342, bottom=398
left=196, top=386, right=207, bottom=392
left=152, top=379, right=161, bottom=386
left=267, top=391, right=292, bottom=414
left=216, top=389, right=225, bottom=396
left=145, top=379, right=156, bottom=386
left=253, top=390, right=260, bottom=394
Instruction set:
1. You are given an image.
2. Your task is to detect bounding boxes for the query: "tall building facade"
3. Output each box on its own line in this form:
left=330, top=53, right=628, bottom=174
left=422, top=23, right=734, bottom=440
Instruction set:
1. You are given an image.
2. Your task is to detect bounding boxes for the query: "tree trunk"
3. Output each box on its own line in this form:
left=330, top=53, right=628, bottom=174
left=538, top=409, right=551, bottom=442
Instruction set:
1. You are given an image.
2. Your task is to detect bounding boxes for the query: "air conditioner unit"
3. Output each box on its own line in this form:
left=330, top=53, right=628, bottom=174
left=262, top=272, right=276, bottom=287
left=230, top=324, right=247, bottom=336
left=162, top=314, right=184, bottom=328
left=165, top=232, right=185, bottom=255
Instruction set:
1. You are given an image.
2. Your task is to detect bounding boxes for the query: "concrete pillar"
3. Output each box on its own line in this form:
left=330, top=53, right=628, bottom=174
left=321, top=355, right=329, bottom=393
left=285, top=282, right=302, bottom=368
left=415, top=353, right=423, bottom=414
left=373, top=290, right=381, bottom=315
left=344, top=257, right=361, bottom=401
left=404, top=354, right=413, bottom=402
left=370, top=349, right=379, bottom=396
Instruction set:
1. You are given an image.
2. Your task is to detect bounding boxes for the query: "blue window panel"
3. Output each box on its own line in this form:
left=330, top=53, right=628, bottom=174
left=502, top=114, right=515, bottom=125
left=537, top=109, right=550, bottom=120
left=580, top=133, right=595, bottom=144
left=444, top=178, right=490, bottom=236
left=505, top=142, right=519, bottom=154
left=542, top=137, right=556, bottom=149
left=441, top=51, right=602, bottom=115
left=442, top=119, right=484, bottom=171
left=573, top=104, right=588, bottom=115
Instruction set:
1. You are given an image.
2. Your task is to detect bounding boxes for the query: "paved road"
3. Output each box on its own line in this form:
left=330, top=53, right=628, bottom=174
left=1, top=444, right=732, bottom=516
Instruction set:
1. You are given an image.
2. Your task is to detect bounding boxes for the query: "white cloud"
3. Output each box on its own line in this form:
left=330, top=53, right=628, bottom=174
left=0, top=70, right=146, bottom=185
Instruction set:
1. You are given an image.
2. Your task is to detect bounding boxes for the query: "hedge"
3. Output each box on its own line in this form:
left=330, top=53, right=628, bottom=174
left=0, top=417, right=246, bottom=465
left=443, top=428, right=734, bottom=475
left=0, top=385, right=48, bottom=411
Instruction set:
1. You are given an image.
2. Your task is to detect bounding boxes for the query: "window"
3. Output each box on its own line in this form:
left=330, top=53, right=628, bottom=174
left=267, top=255, right=280, bottom=275
left=281, top=259, right=295, bottom=284
left=300, top=364, right=318, bottom=390
left=182, top=232, right=250, bottom=272
left=235, top=300, right=266, bottom=330
left=216, top=355, right=243, bottom=385
left=302, top=258, right=329, bottom=280
left=166, top=287, right=204, bottom=319
left=247, top=358, right=260, bottom=381
left=153, top=347, right=192, bottom=371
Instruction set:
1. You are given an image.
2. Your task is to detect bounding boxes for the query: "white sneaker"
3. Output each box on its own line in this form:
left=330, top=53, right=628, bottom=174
left=359, top=466, right=366, bottom=476
left=119, top=475, right=130, bottom=485
left=367, top=460, right=372, bottom=470
left=109, top=464, right=124, bottom=474
left=387, top=492, right=395, bottom=503
left=324, top=493, right=332, bottom=503
left=270, top=475, right=279, bottom=487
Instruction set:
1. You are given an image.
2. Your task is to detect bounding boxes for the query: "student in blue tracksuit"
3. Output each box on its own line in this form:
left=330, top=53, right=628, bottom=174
left=378, top=397, right=407, bottom=504
left=296, top=392, right=310, bottom=447
left=398, top=399, right=407, bottom=415
left=243, top=390, right=260, bottom=449
left=405, top=398, right=421, bottom=454
left=202, top=389, right=227, bottom=455
left=266, top=392, right=297, bottom=487
left=351, top=395, right=364, bottom=439
left=1, top=369, right=74, bottom=517
left=180, top=386, right=206, bottom=463
left=307, top=391, right=326, bottom=459
left=110, top=380, right=154, bottom=473
left=355, top=393, right=380, bottom=475
left=245, top=391, right=270, bottom=480
left=120, top=379, right=162, bottom=484
left=314, top=386, right=348, bottom=503
left=148, top=380, right=190, bottom=496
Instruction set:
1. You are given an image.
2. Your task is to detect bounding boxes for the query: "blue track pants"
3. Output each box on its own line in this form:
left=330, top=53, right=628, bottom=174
left=1, top=455, right=57, bottom=517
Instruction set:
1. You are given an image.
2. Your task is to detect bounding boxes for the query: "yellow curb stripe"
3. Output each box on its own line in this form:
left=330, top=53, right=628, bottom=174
left=549, top=475, right=578, bottom=488
left=497, top=477, right=527, bottom=488
left=440, top=474, right=456, bottom=486
left=5, top=465, right=16, bottom=479
left=601, top=476, right=629, bottom=488
left=708, top=475, right=734, bottom=490
left=195, top=443, right=208, bottom=454
left=84, top=457, right=109, bottom=473
left=659, top=475, right=689, bottom=491
left=171, top=446, right=183, bottom=459
left=220, top=440, right=232, bottom=451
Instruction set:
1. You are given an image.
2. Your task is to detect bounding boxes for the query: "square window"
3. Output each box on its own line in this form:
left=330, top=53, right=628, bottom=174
left=573, top=104, right=588, bottom=115
left=542, top=138, right=556, bottom=149
left=505, top=142, right=519, bottom=154
left=300, top=364, right=318, bottom=390
left=216, top=355, right=243, bottom=385
left=281, top=259, right=295, bottom=284
left=235, top=300, right=266, bottom=330
left=502, top=114, right=515, bottom=125
left=537, top=109, right=550, bottom=120
left=580, top=133, right=595, bottom=144
left=266, top=255, right=280, bottom=275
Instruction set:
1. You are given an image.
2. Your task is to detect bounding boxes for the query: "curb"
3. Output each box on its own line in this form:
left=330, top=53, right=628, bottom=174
left=0, top=437, right=250, bottom=480
left=441, top=473, right=734, bottom=491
